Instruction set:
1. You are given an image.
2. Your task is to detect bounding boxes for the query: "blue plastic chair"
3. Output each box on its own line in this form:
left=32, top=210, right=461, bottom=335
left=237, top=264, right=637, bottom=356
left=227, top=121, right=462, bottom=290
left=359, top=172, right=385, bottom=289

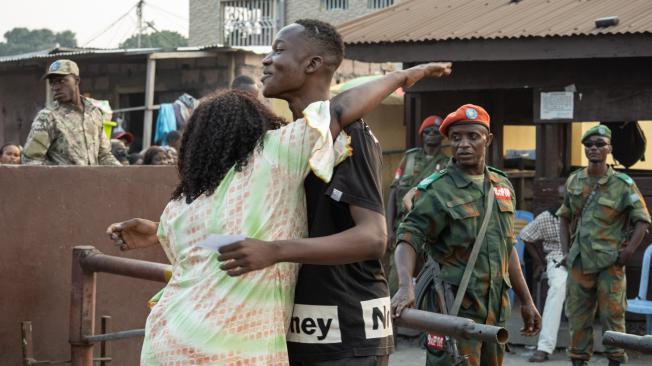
left=509, top=210, right=534, bottom=305
left=627, top=244, right=652, bottom=334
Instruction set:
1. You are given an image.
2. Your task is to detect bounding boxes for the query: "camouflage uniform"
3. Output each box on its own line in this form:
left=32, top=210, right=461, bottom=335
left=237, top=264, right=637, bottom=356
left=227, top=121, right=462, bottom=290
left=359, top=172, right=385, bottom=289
left=397, top=161, right=516, bottom=366
left=22, top=96, right=119, bottom=165
left=387, top=148, right=449, bottom=293
left=558, top=167, right=650, bottom=363
left=391, top=147, right=449, bottom=223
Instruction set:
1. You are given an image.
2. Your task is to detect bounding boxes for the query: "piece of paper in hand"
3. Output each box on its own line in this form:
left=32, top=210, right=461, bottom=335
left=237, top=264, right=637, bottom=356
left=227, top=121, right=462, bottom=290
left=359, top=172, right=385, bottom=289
left=196, top=234, right=246, bottom=252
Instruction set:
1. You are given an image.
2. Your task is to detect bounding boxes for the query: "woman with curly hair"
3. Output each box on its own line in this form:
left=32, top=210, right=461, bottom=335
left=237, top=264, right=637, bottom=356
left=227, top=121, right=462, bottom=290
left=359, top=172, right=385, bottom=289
left=108, top=62, right=450, bottom=365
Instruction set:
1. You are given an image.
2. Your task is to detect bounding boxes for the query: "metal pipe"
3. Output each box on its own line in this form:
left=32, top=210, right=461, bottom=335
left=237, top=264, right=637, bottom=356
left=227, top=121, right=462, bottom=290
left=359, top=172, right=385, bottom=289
left=603, top=331, right=652, bottom=354
left=85, top=329, right=145, bottom=343
left=69, top=246, right=97, bottom=366
left=21, top=321, right=36, bottom=366
left=394, top=308, right=509, bottom=344
left=81, top=253, right=171, bottom=283
left=100, top=316, right=111, bottom=365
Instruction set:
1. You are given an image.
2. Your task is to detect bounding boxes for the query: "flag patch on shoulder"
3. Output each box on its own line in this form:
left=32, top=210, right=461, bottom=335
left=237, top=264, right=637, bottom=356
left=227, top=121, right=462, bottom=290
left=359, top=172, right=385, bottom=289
left=493, top=187, right=512, bottom=200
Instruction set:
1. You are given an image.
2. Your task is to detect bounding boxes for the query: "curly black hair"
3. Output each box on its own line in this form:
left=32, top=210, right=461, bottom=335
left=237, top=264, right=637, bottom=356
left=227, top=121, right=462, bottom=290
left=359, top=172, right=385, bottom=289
left=295, top=19, right=344, bottom=70
left=172, top=90, right=286, bottom=204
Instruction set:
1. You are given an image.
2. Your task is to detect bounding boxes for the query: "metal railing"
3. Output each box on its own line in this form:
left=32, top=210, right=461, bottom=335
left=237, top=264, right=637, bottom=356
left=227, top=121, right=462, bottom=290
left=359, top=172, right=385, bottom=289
left=221, top=0, right=279, bottom=46
left=60, top=245, right=508, bottom=365
left=368, top=0, right=395, bottom=9
left=322, top=0, right=349, bottom=10
left=68, top=246, right=171, bottom=366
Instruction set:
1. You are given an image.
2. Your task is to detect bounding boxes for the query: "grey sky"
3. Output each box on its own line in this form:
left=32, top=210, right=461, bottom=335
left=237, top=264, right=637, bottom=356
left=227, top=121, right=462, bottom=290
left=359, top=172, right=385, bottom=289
left=0, top=0, right=189, bottom=48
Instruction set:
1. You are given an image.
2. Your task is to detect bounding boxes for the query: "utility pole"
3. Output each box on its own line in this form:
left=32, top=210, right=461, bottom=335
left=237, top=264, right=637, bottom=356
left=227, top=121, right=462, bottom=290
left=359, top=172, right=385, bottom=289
left=136, top=0, right=144, bottom=48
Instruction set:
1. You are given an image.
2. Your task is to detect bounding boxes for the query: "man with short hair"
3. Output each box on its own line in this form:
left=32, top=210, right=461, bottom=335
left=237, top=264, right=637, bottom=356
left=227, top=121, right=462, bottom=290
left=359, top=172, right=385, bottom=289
left=219, top=20, right=449, bottom=365
left=230, top=75, right=260, bottom=98
left=559, top=125, right=650, bottom=366
left=391, top=104, right=541, bottom=366
left=22, top=59, right=119, bottom=165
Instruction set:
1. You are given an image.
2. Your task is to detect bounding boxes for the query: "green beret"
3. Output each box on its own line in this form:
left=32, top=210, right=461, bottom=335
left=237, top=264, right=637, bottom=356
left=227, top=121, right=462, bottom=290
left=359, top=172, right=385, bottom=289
left=581, top=125, right=612, bottom=143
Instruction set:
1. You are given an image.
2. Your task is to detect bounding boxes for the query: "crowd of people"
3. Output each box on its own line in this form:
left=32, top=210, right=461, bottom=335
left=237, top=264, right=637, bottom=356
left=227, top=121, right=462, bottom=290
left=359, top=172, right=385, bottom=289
left=4, top=17, right=648, bottom=366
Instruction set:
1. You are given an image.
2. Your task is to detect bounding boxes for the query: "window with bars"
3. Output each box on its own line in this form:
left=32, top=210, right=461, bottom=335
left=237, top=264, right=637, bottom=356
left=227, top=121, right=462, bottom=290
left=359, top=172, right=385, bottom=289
left=368, top=0, right=394, bottom=8
left=322, top=0, right=349, bottom=10
left=221, top=0, right=279, bottom=46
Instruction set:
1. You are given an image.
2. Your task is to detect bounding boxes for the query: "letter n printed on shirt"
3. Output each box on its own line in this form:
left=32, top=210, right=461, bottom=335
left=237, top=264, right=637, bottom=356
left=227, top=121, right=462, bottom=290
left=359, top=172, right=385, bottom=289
left=361, top=297, right=394, bottom=339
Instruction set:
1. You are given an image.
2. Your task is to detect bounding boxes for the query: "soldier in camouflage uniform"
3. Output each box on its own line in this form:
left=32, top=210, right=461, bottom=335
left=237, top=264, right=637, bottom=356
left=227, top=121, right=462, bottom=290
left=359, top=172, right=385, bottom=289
left=22, top=59, right=119, bottom=165
left=558, top=125, right=650, bottom=366
left=386, top=115, right=449, bottom=293
left=391, top=104, right=541, bottom=366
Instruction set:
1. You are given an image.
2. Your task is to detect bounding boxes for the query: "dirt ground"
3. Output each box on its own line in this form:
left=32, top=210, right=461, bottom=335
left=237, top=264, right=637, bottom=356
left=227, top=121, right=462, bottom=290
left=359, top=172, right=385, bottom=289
left=389, top=337, right=652, bottom=365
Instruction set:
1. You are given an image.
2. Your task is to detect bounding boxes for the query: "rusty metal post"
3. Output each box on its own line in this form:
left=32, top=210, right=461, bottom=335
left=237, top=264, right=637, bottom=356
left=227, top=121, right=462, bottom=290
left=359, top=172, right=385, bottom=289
left=394, top=308, right=509, bottom=344
left=70, top=246, right=98, bottom=366
left=21, top=321, right=35, bottom=366
left=100, top=316, right=111, bottom=366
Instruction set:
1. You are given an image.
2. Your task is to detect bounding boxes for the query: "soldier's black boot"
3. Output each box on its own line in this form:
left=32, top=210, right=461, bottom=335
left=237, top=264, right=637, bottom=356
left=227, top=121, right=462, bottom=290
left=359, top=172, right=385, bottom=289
left=571, top=359, right=587, bottom=366
left=608, top=359, right=621, bottom=366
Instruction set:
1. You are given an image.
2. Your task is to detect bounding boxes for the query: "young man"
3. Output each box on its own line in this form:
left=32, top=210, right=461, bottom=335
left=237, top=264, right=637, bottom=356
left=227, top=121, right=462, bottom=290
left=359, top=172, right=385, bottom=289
left=23, top=59, right=119, bottom=165
left=391, top=104, right=541, bottom=366
left=559, top=125, right=650, bottom=366
left=107, top=20, right=452, bottom=366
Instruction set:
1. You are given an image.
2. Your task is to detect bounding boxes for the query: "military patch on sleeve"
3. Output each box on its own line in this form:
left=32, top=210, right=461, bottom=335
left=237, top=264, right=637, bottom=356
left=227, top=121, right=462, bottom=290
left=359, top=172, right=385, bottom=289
left=615, top=172, right=634, bottom=186
left=417, top=170, right=446, bottom=190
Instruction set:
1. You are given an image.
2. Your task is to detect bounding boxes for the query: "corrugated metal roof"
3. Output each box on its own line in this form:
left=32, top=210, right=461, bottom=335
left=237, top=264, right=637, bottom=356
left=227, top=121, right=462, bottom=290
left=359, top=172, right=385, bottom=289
left=0, top=44, right=270, bottom=64
left=339, top=0, right=652, bottom=44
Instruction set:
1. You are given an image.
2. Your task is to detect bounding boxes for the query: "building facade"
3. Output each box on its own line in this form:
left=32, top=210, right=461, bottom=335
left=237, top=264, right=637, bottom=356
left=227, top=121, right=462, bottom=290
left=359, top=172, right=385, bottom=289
left=189, top=0, right=400, bottom=46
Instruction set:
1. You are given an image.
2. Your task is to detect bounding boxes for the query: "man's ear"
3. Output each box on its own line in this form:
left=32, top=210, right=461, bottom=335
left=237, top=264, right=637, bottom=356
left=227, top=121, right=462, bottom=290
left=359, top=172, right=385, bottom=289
left=305, top=56, right=324, bottom=74
left=486, top=132, right=494, bottom=148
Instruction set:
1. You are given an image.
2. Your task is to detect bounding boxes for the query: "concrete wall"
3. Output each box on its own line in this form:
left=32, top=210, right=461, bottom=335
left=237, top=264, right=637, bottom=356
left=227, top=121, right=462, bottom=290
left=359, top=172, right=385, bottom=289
left=188, top=0, right=401, bottom=46
left=0, top=165, right=178, bottom=366
left=286, top=0, right=400, bottom=25
left=189, top=0, right=222, bottom=46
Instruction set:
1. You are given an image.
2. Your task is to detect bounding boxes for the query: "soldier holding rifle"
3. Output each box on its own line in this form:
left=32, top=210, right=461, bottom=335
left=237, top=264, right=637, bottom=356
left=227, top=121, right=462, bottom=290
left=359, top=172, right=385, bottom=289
left=391, top=104, right=541, bottom=366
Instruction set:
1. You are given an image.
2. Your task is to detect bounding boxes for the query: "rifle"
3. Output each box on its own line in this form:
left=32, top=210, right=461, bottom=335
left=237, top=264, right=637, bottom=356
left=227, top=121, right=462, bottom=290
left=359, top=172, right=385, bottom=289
left=415, top=258, right=467, bottom=365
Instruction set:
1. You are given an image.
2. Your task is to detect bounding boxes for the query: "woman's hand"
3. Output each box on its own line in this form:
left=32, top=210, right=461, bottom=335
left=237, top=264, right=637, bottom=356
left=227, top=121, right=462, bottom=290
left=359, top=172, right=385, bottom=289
left=106, top=218, right=159, bottom=251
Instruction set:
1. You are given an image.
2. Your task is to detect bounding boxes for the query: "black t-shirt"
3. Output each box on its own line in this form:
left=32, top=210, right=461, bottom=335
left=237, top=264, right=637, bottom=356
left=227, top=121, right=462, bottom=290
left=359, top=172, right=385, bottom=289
left=287, top=121, right=394, bottom=361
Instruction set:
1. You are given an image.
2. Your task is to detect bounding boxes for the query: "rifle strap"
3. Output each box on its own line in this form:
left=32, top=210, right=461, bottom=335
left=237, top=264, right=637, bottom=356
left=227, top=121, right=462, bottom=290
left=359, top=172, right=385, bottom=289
left=449, top=178, right=495, bottom=317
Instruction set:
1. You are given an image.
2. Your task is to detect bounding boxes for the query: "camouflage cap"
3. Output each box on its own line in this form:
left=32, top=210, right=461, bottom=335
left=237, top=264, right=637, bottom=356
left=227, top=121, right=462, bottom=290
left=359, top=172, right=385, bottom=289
left=581, top=124, right=612, bottom=143
left=42, top=59, right=79, bottom=79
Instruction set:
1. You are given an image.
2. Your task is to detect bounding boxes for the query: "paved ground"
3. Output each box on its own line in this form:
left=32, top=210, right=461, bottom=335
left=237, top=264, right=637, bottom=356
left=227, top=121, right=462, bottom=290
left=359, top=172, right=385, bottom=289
left=389, top=337, right=652, bottom=365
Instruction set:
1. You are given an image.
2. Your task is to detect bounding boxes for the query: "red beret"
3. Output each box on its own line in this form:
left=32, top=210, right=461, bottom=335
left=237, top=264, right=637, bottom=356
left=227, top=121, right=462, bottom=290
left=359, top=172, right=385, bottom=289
left=418, top=115, right=443, bottom=135
left=439, top=104, right=490, bottom=138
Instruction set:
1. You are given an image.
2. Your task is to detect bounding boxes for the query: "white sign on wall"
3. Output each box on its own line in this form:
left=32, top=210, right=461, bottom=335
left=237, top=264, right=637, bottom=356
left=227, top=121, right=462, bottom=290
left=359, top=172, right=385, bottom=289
left=540, top=92, right=574, bottom=120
